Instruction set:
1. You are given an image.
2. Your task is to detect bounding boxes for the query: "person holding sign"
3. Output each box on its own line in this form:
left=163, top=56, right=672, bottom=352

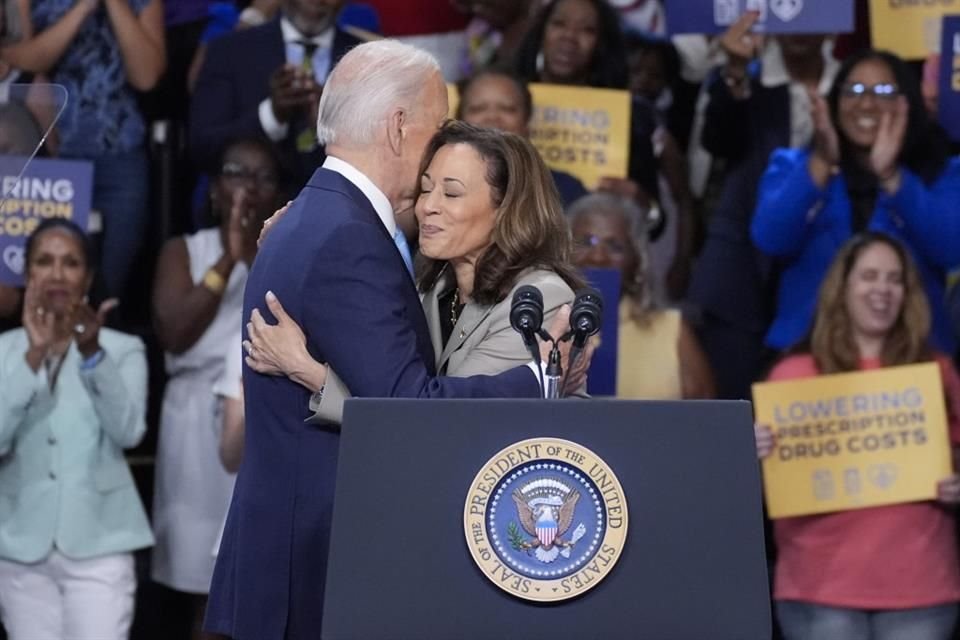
left=0, top=219, right=153, bottom=640
left=514, top=0, right=695, bottom=301
left=755, top=233, right=960, bottom=640
left=752, top=49, right=960, bottom=357
left=455, top=67, right=588, bottom=207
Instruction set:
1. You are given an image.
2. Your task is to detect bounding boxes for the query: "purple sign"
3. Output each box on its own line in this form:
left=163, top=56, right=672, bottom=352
left=939, top=16, right=960, bottom=141
left=666, top=0, right=853, bottom=34
left=581, top=268, right=620, bottom=397
left=0, top=156, right=93, bottom=285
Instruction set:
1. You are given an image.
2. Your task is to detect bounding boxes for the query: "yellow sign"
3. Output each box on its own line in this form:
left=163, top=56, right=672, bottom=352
left=528, top=84, right=631, bottom=190
left=752, top=362, right=951, bottom=518
left=463, top=437, right=628, bottom=602
left=446, top=83, right=631, bottom=190
left=868, top=0, right=958, bottom=59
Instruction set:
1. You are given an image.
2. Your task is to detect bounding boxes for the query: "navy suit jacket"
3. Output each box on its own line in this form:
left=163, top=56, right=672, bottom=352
left=189, top=18, right=360, bottom=187
left=205, top=168, right=539, bottom=639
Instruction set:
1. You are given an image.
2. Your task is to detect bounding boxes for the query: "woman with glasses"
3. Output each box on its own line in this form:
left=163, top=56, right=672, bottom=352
left=568, top=193, right=715, bottom=399
left=751, top=49, right=960, bottom=357
left=150, top=137, right=283, bottom=639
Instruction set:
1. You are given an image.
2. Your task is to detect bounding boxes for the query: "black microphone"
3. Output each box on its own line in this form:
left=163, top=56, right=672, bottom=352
left=510, top=285, right=546, bottom=397
left=510, top=285, right=544, bottom=351
left=567, top=287, right=603, bottom=378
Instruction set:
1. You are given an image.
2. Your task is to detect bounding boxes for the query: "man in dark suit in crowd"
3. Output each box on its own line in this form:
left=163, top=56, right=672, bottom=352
left=189, top=0, right=360, bottom=188
left=204, top=41, right=572, bottom=639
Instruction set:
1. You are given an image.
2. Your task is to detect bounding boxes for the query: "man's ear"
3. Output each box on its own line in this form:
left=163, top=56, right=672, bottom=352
left=385, top=107, right=406, bottom=156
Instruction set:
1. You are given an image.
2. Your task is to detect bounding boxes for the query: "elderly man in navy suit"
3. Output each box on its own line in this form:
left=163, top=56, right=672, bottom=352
left=205, top=41, right=572, bottom=639
left=189, top=0, right=359, bottom=187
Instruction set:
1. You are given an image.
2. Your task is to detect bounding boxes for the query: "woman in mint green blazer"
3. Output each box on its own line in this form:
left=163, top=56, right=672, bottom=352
left=0, top=219, right=153, bottom=640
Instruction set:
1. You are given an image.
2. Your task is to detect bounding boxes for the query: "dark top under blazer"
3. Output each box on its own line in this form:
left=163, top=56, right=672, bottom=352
left=204, top=168, right=539, bottom=639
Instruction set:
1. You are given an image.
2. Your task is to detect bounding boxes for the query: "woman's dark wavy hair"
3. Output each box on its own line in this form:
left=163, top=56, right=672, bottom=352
left=415, top=121, right=584, bottom=305
left=514, top=0, right=628, bottom=90
left=828, top=49, right=951, bottom=184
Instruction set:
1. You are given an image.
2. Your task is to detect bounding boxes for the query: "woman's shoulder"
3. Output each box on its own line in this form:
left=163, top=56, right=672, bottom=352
left=512, top=269, right=575, bottom=305
left=0, top=327, right=26, bottom=351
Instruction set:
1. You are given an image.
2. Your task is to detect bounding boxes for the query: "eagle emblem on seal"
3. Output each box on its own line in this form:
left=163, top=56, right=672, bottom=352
left=508, top=479, right=587, bottom=563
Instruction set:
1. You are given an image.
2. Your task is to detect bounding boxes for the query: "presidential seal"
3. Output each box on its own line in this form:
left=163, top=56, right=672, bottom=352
left=463, top=438, right=628, bottom=602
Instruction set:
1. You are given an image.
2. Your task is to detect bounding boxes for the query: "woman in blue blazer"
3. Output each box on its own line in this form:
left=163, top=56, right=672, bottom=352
left=752, top=49, right=960, bottom=355
left=0, top=220, right=153, bottom=640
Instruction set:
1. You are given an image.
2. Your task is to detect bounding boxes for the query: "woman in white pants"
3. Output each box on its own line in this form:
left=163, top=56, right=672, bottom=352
left=0, top=219, right=154, bottom=639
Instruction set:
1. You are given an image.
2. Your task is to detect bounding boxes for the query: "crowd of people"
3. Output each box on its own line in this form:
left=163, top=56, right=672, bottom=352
left=0, top=0, right=959, bottom=638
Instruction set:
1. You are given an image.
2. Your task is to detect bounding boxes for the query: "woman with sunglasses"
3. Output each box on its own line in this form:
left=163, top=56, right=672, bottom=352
left=751, top=49, right=960, bottom=357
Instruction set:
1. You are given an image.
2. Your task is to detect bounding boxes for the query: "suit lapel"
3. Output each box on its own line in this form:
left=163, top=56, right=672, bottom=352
left=438, top=298, right=495, bottom=374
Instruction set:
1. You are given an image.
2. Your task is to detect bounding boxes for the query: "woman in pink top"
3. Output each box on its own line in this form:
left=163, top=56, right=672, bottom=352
left=755, top=232, right=960, bottom=639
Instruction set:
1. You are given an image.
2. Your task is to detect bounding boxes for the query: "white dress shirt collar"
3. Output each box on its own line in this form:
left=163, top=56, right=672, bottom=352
left=280, top=16, right=335, bottom=49
left=322, top=156, right=396, bottom=236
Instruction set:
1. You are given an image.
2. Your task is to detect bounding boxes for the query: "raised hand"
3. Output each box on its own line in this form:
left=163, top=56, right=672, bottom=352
left=70, top=298, right=119, bottom=358
left=227, top=187, right=250, bottom=264
left=22, top=280, right=56, bottom=358
left=719, top=12, right=762, bottom=78
left=810, top=90, right=840, bottom=166
left=870, top=95, right=908, bottom=185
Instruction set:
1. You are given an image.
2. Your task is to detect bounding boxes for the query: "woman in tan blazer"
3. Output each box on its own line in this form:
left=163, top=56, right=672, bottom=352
left=238, top=121, right=585, bottom=427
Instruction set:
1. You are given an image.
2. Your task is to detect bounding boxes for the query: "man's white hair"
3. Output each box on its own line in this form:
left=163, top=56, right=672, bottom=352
left=316, top=40, right=441, bottom=148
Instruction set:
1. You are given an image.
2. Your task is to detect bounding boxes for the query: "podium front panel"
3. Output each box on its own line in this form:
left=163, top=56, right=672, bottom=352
left=322, top=399, right=771, bottom=639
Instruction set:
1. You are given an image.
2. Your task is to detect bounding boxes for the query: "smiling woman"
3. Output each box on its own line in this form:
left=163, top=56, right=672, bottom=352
left=750, top=48, right=960, bottom=356
left=754, top=232, right=960, bottom=640
left=242, top=120, right=590, bottom=423
left=0, top=218, right=153, bottom=640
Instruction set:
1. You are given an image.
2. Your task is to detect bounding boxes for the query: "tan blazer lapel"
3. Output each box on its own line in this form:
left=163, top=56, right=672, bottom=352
left=437, top=300, right=494, bottom=373
left=422, top=285, right=444, bottom=366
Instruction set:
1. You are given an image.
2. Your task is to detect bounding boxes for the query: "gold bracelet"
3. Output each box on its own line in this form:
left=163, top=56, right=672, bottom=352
left=202, top=268, right=227, bottom=295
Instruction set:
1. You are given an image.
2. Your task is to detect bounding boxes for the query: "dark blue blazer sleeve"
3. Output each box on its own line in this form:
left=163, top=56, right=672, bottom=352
left=304, top=221, right=540, bottom=399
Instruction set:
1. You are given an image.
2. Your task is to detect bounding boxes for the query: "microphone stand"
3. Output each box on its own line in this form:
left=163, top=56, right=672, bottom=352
left=541, top=330, right=562, bottom=399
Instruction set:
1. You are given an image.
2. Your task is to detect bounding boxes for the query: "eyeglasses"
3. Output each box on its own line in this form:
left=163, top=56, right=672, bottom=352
left=840, top=82, right=900, bottom=100
left=572, top=234, right=630, bottom=257
left=221, top=162, right=279, bottom=190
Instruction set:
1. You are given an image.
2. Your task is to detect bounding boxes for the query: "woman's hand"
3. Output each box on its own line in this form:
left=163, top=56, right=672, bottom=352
left=808, top=90, right=840, bottom=187
left=22, top=281, right=55, bottom=368
left=245, top=291, right=328, bottom=393
left=257, top=201, right=293, bottom=248
left=937, top=474, right=960, bottom=506
left=718, top=11, right=761, bottom=73
left=754, top=424, right=775, bottom=460
left=227, top=188, right=251, bottom=264
left=70, top=298, right=119, bottom=359
left=810, top=91, right=840, bottom=166
left=871, top=95, right=908, bottom=190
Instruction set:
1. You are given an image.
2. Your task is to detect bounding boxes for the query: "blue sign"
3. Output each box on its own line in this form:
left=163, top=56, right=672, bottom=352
left=939, top=16, right=960, bottom=142
left=666, top=0, right=853, bottom=34
left=0, top=156, right=93, bottom=285
left=581, top=268, right=620, bottom=397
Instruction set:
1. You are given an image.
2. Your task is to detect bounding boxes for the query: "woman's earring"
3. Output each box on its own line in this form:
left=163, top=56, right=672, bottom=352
left=536, top=51, right=545, bottom=75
